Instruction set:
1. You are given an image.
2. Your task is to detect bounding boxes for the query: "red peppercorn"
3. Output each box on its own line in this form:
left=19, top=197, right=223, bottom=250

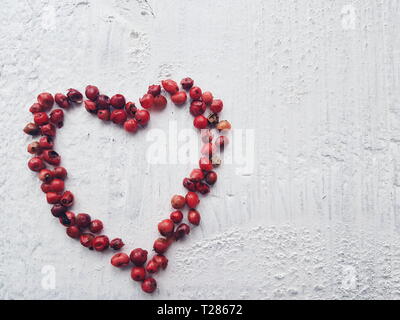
left=37, top=92, right=54, bottom=111
left=28, top=157, right=45, bottom=172
left=110, top=94, right=126, bottom=109
left=202, top=91, right=213, bottom=104
left=171, top=194, right=186, bottom=209
left=23, top=123, right=40, bottom=136
left=174, top=223, right=190, bottom=240
left=139, top=94, right=154, bottom=109
left=80, top=233, right=95, bottom=248
left=188, top=209, right=201, bottom=225
left=146, top=259, right=160, bottom=274
left=201, top=143, right=216, bottom=157
left=199, top=157, right=213, bottom=171
left=152, top=254, right=168, bottom=270
left=84, top=100, right=98, bottom=113
left=33, top=112, right=49, bottom=126
left=181, top=77, right=194, bottom=90
left=135, top=109, right=150, bottom=126
left=153, top=238, right=171, bottom=254
left=39, top=136, right=54, bottom=149
left=51, top=204, right=67, bottom=217
left=185, top=192, right=200, bottom=208
left=42, top=150, right=61, bottom=166
left=131, top=267, right=146, bottom=281
left=60, top=190, right=74, bottom=207
left=40, top=123, right=56, bottom=137
left=216, top=120, right=231, bottom=131
left=41, top=182, right=52, bottom=193
left=171, top=91, right=187, bottom=105
left=96, top=94, right=110, bottom=109
left=210, top=99, right=223, bottom=113
left=110, top=109, right=128, bottom=125
left=29, top=103, right=44, bottom=113
left=49, top=178, right=65, bottom=192
left=46, top=192, right=61, bottom=204
left=125, top=102, right=137, bottom=117
left=161, top=79, right=179, bottom=94
left=38, top=169, right=53, bottom=182
left=53, top=166, right=67, bottom=179
left=67, top=88, right=83, bottom=103
left=170, top=210, right=183, bottom=223
left=89, top=219, right=103, bottom=233
left=158, top=219, right=175, bottom=237
left=92, top=235, right=109, bottom=251
left=76, top=213, right=91, bottom=228
left=124, top=119, right=138, bottom=133
left=190, top=100, right=206, bottom=116
left=153, top=95, right=167, bottom=109
left=190, top=168, right=204, bottom=182
left=97, top=109, right=110, bottom=121
left=216, top=136, right=229, bottom=149
left=183, top=178, right=197, bottom=192
left=27, top=141, right=41, bottom=154
left=59, top=211, right=76, bottom=226
left=193, top=115, right=208, bottom=129
left=142, top=277, right=157, bottom=293
left=110, top=238, right=125, bottom=250
left=49, top=109, right=64, bottom=127
left=205, top=171, right=217, bottom=185
left=111, top=253, right=130, bottom=267
left=148, top=84, right=161, bottom=96
left=55, top=93, right=71, bottom=109
left=196, top=181, right=210, bottom=194
left=130, top=248, right=148, bottom=266
left=189, top=86, right=202, bottom=100
left=85, top=85, right=99, bottom=101
left=66, top=226, right=81, bottom=239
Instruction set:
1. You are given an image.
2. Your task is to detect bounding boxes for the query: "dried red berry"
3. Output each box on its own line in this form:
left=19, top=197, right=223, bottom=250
left=139, top=94, right=154, bottom=109
left=49, top=179, right=65, bottom=192
left=146, top=260, right=160, bottom=274
left=142, top=277, right=157, bottom=293
left=131, top=267, right=146, bottom=281
left=85, top=85, right=99, bottom=101
left=110, top=238, right=125, bottom=250
left=183, top=178, right=197, bottom=192
left=40, top=123, right=56, bottom=137
left=24, top=123, right=40, bottom=136
left=124, top=119, right=138, bottom=133
left=80, top=233, right=95, bottom=248
left=39, top=136, right=54, bottom=149
left=76, top=213, right=91, bottom=228
left=189, top=86, right=202, bottom=100
left=148, top=84, right=161, bottom=96
left=193, top=115, right=208, bottom=129
left=185, top=192, right=200, bottom=208
left=97, top=109, right=110, bottom=121
left=205, top=171, right=217, bottom=185
left=49, top=109, right=64, bottom=127
left=93, top=235, right=109, bottom=251
left=152, top=255, right=168, bottom=270
left=202, top=91, right=213, bottom=104
left=190, top=100, right=206, bottom=116
left=53, top=166, right=67, bottom=179
left=110, top=109, right=127, bottom=124
left=84, top=100, right=98, bottom=113
left=171, top=91, right=187, bottom=105
left=188, top=209, right=201, bottom=225
left=110, top=94, right=126, bottom=109
left=96, top=94, right=110, bottom=109
left=37, top=93, right=54, bottom=111
left=28, top=157, right=45, bottom=172
left=46, top=192, right=61, bottom=204
left=216, top=120, right=231, bottom=131
left=199, top=157, right=213, bottom=171
left=181, top=77, right=194, bottom=90
left=42, top=150, right=61, bottom=166
left=33, top=112, right=49, bottom=126
left=51, top=204, right=67, bottom=217
left=135, top=109, right=150, bottom=126
left=59, top=211, right=76, bottom=226
left=170, top=210, right=183, bottom=223
left=60, top=190, right=74, bottom=207
left=190, top=168, right=204, bottom=182
left=171, top=194, right=186, bottom=209
left=174, top=223, right=190, bottom=240
left=130, top=248, right=148, bottom=266
left=162, top=79, right=179, bottom=94
left=111, top=253, right=130, bottom=267
left=67, top=89, right=83, bottom=103
left=125, top=102, right=137, bottom=117
left=158, top=219, right=175, bottom=237
left=196, top=181, right=210, bottom=194
left=41, top=182, right=52, bottom=193
left=153, top=238, right=171, bottom=254
left=89, top=219, right=103, bottom=233
left=66, top=226, right=81, bottom=239
left=27, top=141, right=41, bottom=154
left=153, top=95, right=167, bottom=109
left=55, top=93, right=71, bottom=109
left=38, top=169, right=54, bottom=183
left=29, top=103, right=44, bottom=113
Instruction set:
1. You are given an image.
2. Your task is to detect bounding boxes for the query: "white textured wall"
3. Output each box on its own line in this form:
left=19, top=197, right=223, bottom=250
left=1, top=0, right=400, bottom=300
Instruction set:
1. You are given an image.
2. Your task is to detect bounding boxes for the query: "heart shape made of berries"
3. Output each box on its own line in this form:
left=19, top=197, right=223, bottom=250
left=24, top=78, right=231, bottom=294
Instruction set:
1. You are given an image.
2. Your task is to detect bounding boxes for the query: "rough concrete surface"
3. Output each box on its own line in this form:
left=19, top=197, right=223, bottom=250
left=1, top=0, right=400, bottom=300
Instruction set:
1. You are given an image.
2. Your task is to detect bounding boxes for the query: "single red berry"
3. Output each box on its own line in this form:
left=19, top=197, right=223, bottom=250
left=153, top=238, right=171, bottom=254
left=196, top=181, right=210, bottom=194
left=49, top=109, right=64, bottom=127
left=66, top=226, right=81, bottom=239
left=205, top=171, right=217, bottom=185
left=135, top=109, right=150, bottom=126
left=189, top=86, right=202, bottom=100
left=188, top=209, right=201, bottom=225
left=89, top=219, right=103, bottom=233
left=171, top=91, right=187, bottom=105
left=80, top=233, right=95, bottom=248
left=37, top=92, right=54, bottom=111
left=111, top=253, right=130, bottom=267
left=46, top=192, right=61, bottom=204
left=152, top=255, right=168, bottom=270
left=110, top=109, right=128, bottom=124
left=27, top=141, right=41, bottom=154
left=162, top=79, right=179, bottom=94
left=171, top=194, right=186, bottom=209
left=110, top=238, right=125, bottom=250
left=30, top=103, right=44, bottom=113
left=153, top=95, right=167, bottom=109
left=158, top=219, right=175, bottom=237
left=142, top=277, right=157, bottom=293
left=125, top=102, right=137, bottom=117
left=24, top=123, right=40, bottom=136
left=96, top=94, right=110, bottom=109
left=183, top=178, right=197, bottom=192
left=185, top=191, right=200, bottom=208
left=97, top=109, right=110, bottom=121
left=202, top=91, right=213, bottom=104
left=174, top=223, right=190, bottom=240
left=84, top=100, right=98, bottom=113
left=193, top=115, right=208, bottom=129
left=131, top=267, right=146, bottom=281
left=190, top=100, right=206, bottom=116
left=201, top=143, right=216, bottom=157
left=39, top=136, right=54, bottom=149
left=146, top=259, right=160, bottom=274
left=124, top=119, right=139, bottom=133
left=41, top=182, right=52, bottom=193
left=92, top=235, right=109, bottom=251
left=130, top=248, right=148, bottom=266
left=148, top=84, right=161, bottom=96
left=38, top=169, right=54, bottom=183
left=40, top=123, right=56, bottom=137
left=190, top=168, right=204, bottom=182
left=139, top=94, right=154, bottom=109
left=170, top=210, right=183, bottom=223
left=60, top=190, right=74, bottom=207
left=59, top=211, right=76, bottom=226
left=201, top=129, right=213, bottom=143
left=33, top=112, right=49, bottom=126
left=49, top=178, right=65, bottom=192
left=28, top=157, right=45, bottom=172
left=210, top=99, right=223, bottom=113
left=76, top=213, right=91, bottom=228
left=67, top=88, right=83, bottom=103
left=53, top=166, right=67, bottom=179
left=199, top=157, right=213, bottom=171
left=51, top=204, right=67, bottom=217
left=181, top=77, right=194, bottom=90
left=85, top=85, right=99, bottom=101
left=216, top=136, right=229, bottom=149
left=216, top=120, right=232, bottom=131
left=42, top=150, right=61, bottom=166
left=55, top=93, right=71, bottom=109
left=110, top=94, right=126, bottom=109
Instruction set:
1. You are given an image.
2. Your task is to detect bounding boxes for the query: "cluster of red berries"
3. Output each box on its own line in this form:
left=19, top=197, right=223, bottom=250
left=24, top=78, right=231, bottom=294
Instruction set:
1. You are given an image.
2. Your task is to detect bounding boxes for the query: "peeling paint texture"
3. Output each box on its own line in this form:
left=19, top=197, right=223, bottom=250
left=1, top=0, right=400, bottom=299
